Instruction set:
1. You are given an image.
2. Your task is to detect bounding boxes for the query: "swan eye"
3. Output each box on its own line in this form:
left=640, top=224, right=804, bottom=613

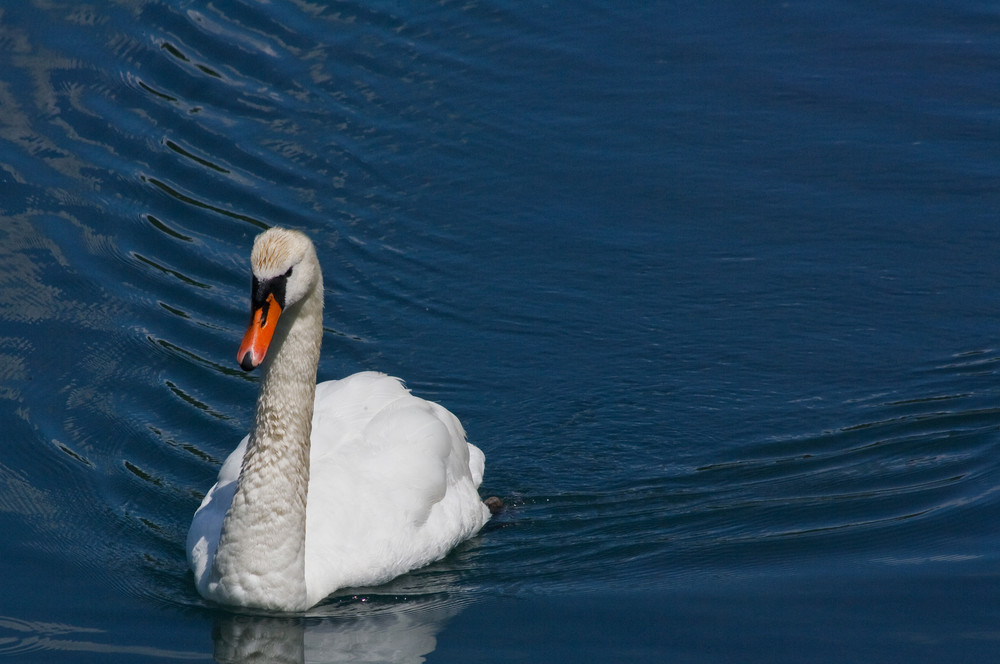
left=284, top=266, right=293, bottom=278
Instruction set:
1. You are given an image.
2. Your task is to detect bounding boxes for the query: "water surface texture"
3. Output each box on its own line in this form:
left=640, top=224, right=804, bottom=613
left=2, top=1, right=1000, bottom=661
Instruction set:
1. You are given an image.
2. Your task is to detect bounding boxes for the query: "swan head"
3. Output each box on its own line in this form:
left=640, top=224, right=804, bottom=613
left=237, top=227, right=320, bottom=371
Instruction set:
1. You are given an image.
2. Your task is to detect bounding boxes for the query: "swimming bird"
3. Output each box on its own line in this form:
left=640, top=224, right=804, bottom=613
left=187, top=227, right=492, bottom=611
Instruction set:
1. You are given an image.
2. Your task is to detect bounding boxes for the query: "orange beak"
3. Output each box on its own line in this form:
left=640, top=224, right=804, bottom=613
left=237, top=293, right=283, bottom=371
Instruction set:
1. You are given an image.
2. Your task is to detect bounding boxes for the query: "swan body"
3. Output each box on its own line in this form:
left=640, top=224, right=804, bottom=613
left=187, top=228, right=491, bottom=611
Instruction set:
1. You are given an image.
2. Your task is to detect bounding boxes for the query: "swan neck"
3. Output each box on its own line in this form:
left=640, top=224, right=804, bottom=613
left=210, top=273, right=323, bottom=610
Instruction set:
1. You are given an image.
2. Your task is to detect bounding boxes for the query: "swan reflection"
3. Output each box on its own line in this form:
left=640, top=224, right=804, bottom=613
left=212, top=590, right=466, bottom=664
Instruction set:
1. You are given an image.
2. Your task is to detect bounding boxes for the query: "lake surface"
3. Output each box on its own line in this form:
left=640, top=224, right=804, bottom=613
left=1, top=0, right=1000, bottom=661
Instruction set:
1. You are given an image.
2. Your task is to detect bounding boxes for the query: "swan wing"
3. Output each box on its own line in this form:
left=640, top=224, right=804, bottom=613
left=303, top=372, right=489, bottom=602
left=186, top=435, right=248, bottom=593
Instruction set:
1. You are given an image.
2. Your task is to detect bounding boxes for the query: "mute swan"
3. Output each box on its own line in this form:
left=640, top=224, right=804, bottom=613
left=187, top=227, right=493, bottom=611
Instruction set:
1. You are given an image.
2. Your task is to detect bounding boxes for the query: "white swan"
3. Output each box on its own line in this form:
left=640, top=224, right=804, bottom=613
left=187, top=227, right=492, bottom=611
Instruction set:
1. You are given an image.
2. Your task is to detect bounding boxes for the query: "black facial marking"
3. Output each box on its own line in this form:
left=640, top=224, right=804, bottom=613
left=249, top=273, right=288, bottom=324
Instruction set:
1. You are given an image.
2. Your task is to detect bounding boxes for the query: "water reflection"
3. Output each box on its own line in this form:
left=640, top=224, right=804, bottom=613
left=212, top=593, right=463, bottom=664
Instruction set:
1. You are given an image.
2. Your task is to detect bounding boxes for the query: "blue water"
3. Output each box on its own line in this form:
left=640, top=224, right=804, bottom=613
left=1, top=0, right=1000, bottom=661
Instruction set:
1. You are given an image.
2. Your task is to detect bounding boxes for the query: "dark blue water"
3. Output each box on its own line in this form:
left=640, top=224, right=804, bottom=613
left=2, top=0, right=1000, bottom=661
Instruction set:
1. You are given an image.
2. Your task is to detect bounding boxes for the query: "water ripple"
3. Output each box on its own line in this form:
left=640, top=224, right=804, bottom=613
left=473, top=350, right=1000, bottom=594
left=0, top=616, right=205, bottom=660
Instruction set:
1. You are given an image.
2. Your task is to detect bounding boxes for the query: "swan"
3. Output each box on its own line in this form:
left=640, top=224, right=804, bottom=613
left=187, top=227, right=493, bottom=611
